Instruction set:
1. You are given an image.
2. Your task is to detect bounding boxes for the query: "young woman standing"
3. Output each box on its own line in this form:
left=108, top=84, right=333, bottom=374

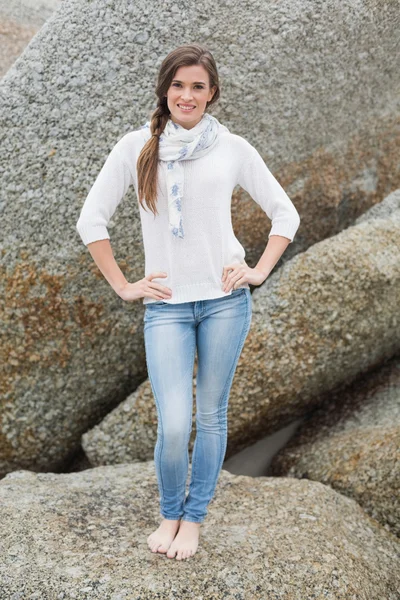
left=76, top=43, right=300, bottom=561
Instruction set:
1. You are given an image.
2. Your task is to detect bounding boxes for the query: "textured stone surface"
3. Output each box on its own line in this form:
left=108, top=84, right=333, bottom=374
left=1, top=0, right=399, bottom=476
left=0, top=1, right=61, bottom=77
left=0, top=17, right=38, bottom=79
left=82, top=192, right=400, bottom=466
left=239, top=196, right=400, bottom=444
left=0, top=464, right=399, bottom=598
left=0, top=0, right=61, bottom=26
left=354, top=187, right=400, bottom=223
left=82, top=373, right=195, bottom=466
left=268, top=353, right=400, bottom=537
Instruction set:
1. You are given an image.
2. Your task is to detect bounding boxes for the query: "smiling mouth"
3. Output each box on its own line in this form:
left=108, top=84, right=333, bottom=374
left=178, top=104, right=195, bottom=111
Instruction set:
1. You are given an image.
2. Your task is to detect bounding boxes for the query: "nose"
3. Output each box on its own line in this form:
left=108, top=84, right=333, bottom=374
left=180, top=90, right=194, bottom=102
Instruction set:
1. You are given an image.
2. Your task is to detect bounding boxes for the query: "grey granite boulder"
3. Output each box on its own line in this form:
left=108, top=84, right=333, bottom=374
left=0, top=0, right=61, bottom=27
left=239, top=198, right=400, bottom=444
left=0, top=1, right=60, bottom=79
left=82, top=374, right=197, bottom=467
left=268, top=353, right=400, bottom=537
left=1, top=0, right=399, bottom=476
left=353, top=187, right=400, bottom=223
left=0, top=464, right=399, bottom=598
left=82, top=377, right=177, bottom=466
left=82, top=193, right=400, bottom=466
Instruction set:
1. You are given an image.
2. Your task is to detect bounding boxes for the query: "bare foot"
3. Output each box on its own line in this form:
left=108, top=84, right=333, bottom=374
left=166, top=520, right=201, bottom=560
left=147, top=518, right=181, bottom=554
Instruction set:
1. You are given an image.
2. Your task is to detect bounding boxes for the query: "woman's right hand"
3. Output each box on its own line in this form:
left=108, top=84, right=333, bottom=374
left=118, top=272, right=173, bottom=302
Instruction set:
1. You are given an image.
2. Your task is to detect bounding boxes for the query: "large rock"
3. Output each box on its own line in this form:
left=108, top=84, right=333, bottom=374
left=82, top=375, right=196, bottom=466
left=269, top=353, right=400, bottom=537
left=0, top=464, right=399, bottom=598
left=0, top=1, right=62, bottom=77
left=1, top=0, right=399, bottom=475
left=82, top=193, right=400, bottom=465
left=239, top=196, right=400, bottom=444
left=0, top=0, right=61, bottom=27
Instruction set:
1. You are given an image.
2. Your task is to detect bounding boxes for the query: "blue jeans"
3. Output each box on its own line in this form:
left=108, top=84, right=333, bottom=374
left=143, top=287, right=252, bottom=523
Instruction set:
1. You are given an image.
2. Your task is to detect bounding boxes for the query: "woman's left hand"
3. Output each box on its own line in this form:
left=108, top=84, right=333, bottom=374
left=221, top=261, right=267, bottom=292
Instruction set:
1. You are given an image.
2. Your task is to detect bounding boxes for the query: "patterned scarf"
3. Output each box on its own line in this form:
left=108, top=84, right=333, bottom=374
left=141, top=112, right=230, bottom=238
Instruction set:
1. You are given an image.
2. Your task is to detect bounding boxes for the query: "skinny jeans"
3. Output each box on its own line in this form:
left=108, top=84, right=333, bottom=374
left=143, top=287, right=252, bottom=523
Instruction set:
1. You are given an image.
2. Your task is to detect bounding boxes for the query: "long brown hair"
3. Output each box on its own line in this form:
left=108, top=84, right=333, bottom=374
left=137, top=43, right=220, bottom=216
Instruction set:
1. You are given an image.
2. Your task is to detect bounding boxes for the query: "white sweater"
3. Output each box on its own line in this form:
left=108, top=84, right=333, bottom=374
left=76, top=126, right=300, bottom=305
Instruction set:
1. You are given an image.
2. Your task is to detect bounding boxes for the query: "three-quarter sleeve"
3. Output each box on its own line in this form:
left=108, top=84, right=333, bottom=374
left=76, top=140, right=133, bottom=246
left=237, top=145, right=300, bottom=243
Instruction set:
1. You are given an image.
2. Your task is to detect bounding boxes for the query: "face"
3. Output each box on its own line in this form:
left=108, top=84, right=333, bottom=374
left=165, top=64, right=216, bottom=130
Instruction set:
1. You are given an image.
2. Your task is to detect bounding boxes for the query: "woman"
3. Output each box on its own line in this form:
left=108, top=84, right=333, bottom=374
left=76, top=43, right=300, bottom=561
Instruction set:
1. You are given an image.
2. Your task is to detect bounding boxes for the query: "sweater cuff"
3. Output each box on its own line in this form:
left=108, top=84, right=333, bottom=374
left=76, top=222, right=110, bottom=246
left=268, top=217, right=300, bottom=243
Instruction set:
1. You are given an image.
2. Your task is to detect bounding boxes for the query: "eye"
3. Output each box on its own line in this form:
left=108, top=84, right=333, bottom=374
left=172, top=83, right=204, bottom=89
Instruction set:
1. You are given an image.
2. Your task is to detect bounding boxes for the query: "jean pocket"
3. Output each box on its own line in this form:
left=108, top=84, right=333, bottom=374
left=146, top=300, right=168, bottom=307
left=230, top=287, right=246, bottom=297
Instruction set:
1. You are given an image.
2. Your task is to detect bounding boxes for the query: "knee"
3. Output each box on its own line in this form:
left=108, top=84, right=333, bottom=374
left=195, top=409, right=227, bottom=433
left=162, top=418, right=192, bottom=446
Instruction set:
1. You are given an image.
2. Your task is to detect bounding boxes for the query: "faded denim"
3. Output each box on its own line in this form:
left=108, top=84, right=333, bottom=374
left=143, top=287, right=252, bottom=523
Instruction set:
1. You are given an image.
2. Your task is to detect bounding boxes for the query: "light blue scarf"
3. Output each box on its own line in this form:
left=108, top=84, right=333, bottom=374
left=141, top=113, right=230, bottom=238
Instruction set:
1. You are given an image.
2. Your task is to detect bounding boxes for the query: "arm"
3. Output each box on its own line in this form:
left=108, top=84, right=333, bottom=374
left=76, top=140, right=132, bottom=246
left=86, top=239, right=128, bottom=296
left=237, top=146, right=300, bottom=244
left=253, top=234, right=291, bottom=279
left=76, top=138, right=172, bottom=302
left=222, top=234, right=291, bottom=290
left=76, top=139, right=132, bottom=295
left=221, top=145, right=301, bottom=289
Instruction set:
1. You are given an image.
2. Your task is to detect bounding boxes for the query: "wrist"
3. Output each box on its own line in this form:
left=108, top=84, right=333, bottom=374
left=115, top=280, right=128, bottom=297
left=254, top=266, right=270, bottom=279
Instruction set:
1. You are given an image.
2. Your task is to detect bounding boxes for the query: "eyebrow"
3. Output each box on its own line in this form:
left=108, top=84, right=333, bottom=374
left=172, top=79, right=206, bottom=85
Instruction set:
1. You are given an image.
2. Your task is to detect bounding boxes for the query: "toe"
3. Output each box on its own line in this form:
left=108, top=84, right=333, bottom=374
left=167, top=545, right=176, bottom=558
